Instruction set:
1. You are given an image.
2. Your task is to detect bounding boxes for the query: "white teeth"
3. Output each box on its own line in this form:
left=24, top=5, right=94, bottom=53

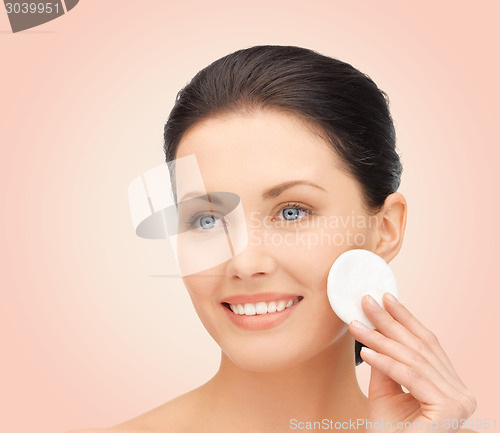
left=255, top=302, right=268, bottom=315
left=244, top=303, right=256, bottom=315
left=226, top=297, right=301, bottom=315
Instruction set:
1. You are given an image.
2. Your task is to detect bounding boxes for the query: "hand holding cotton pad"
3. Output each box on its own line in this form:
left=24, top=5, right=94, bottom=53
left=327, top=249, right=398, bottom=329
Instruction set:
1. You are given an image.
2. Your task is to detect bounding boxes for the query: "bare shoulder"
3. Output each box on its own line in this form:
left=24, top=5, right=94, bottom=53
left=66, top=388, right=207, bottom=433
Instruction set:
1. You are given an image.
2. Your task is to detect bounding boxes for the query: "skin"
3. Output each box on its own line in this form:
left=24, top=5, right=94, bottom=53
left=68, top=109, right=477, bottom=433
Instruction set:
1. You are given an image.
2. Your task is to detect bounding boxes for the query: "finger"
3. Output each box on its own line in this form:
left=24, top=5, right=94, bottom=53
left=384, top=296, right=468, bottom=396
left=381, top=294, right=459, bottom=374
left=367, top=357, right=404, bottom=400
left=349, top=320, right=461, bottom=399
left=359, top=346, right=445, bottom=406
left=363, top=293, right=468, bottom=393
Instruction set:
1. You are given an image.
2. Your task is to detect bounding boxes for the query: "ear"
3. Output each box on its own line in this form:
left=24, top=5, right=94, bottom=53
left=372, top=192, right=407, bottom=263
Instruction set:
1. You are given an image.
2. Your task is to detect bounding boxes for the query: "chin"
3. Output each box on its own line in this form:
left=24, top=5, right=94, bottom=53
left=224, top=349, right=308, bottom=373
left=220, top=336, right=330, bottom=373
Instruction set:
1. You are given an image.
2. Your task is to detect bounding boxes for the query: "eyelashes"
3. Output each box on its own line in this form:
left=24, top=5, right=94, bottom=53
left=273, top=202, right=312, bottom=223
left=185, top=202, right=313, bottom=231
left=185, top=212, right=224, bottom=231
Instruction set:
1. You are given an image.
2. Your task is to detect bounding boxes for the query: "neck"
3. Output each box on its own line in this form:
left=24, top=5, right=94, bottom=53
left=199, top=332, right=368, bottom=432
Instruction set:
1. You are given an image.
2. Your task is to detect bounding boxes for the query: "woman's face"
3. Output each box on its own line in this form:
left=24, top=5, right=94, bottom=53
left=175, top=109, right=380, bottom=372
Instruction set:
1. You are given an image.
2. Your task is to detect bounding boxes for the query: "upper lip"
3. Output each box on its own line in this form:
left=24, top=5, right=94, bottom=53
left=220, top=292, right=303, bottom=305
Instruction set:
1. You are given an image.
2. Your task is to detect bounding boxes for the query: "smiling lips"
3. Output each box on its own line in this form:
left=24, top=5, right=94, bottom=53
left=223, top=296, right=302, bottom=315
left=221, top=294, right=304, bottom=330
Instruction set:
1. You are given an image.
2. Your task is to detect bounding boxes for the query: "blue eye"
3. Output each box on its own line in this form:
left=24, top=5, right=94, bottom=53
left=279, top=203, right=311, bottom=221
left=199, top=215, right=217, bottom=229
left=282, top=207, right=300, bottom=220
left=187, top=213, right=223, bottom=230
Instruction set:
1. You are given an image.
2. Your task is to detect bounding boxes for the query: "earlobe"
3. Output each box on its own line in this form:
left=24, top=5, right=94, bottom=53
left=373, top=192, right=407, bottom=262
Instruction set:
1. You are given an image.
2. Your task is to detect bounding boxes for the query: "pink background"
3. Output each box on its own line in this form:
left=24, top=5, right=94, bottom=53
left=1, top=1, right=498, bottom=432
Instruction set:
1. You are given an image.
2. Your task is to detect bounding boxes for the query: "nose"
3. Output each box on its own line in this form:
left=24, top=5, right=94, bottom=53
left=225, top=225, right=277, bottom=281
left=226, top=247, right=277, bottom=280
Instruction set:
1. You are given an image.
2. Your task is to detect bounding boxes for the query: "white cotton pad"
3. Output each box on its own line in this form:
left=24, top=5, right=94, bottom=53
left=327, top=249, right=398, bottom=329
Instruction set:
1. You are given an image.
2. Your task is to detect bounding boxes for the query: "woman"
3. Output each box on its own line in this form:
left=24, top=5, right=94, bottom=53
left=72, top=45, right=477, bottom=433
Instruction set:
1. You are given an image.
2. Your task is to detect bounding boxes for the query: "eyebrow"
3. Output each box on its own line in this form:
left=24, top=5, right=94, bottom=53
left=262, top=180, right=327, bottom=199
left=178, top=180, right=327, bottom=203
left=178, top=192, right=224, bottom=204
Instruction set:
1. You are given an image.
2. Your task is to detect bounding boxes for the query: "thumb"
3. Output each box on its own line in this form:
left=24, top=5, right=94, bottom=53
left=367, top=358, right=404, bottom=400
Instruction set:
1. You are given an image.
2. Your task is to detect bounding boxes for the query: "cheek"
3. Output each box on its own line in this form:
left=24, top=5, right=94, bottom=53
left=275, top=222, right=374, bottom=300
left=276, top=232, right=342, bottom=285
left=182, top=270, right=221, bottom=314
left=181, top=266, right=236, bottom=349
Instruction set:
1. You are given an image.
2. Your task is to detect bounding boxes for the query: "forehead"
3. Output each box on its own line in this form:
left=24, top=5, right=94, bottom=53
left=174, top=111, right=346, bottom=197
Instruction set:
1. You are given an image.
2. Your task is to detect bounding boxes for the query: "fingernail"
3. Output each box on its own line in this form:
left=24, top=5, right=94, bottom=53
left=350, top=320, right=370, bottom=331
left=384, top=292, right=399, bottom=304
left=361, top=347, right=378, bottom=356
left=365, top=295, right=382, bottom=310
